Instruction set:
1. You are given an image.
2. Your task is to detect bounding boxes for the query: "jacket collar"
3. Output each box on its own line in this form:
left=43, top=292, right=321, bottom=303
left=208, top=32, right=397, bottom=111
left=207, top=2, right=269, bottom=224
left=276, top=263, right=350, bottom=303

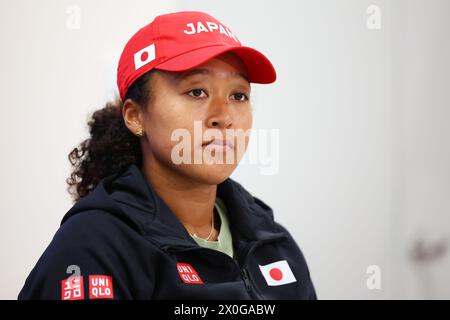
left=62, top=164, right=287, bottom=251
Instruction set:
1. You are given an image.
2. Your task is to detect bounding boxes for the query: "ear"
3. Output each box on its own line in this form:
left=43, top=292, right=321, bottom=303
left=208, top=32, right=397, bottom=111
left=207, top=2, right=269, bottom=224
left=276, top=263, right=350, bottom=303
left=122, top=99, right=143, bottom=134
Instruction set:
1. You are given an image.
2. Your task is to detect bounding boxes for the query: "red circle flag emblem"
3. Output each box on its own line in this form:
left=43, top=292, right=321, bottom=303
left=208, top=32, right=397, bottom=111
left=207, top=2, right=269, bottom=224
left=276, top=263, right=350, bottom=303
left=269, top=267, right=283, bottom=281
left=258, top=260, right=297, bottom=286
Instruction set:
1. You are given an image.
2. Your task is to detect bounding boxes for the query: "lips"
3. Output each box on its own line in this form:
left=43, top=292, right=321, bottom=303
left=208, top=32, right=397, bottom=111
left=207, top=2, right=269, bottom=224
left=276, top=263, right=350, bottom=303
left=202, top=139, right=233, bottom=149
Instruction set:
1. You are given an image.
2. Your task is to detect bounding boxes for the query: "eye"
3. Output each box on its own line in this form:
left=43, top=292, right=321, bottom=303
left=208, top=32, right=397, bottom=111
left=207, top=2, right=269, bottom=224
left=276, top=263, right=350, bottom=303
left=187, top=89, right=207, bottom=98
left=231, top=92, right=249, bottom=102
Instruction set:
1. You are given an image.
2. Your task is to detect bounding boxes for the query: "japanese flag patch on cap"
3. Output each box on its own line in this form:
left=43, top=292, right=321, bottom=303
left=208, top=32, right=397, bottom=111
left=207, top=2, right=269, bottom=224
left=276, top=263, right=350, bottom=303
left=258, top=260, right=297, bottom=286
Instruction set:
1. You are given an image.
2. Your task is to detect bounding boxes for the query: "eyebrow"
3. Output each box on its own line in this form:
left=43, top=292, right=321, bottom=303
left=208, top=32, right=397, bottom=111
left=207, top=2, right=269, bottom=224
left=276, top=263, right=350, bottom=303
left=175, top=68, right=249, bottom=82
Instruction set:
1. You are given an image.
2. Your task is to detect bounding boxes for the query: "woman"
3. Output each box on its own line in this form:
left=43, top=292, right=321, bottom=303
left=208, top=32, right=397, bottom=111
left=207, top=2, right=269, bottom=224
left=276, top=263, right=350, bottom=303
left=18, top=11, right=316, bottom=300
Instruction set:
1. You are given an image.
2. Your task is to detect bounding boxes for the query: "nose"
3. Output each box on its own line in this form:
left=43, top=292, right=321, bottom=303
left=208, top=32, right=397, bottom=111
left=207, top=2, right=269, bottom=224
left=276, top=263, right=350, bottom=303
left=205, top=96, right=233, bottom=129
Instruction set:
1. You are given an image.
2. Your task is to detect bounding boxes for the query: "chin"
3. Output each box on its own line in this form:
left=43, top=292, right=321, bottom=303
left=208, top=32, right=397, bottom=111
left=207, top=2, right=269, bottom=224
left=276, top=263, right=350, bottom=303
left=182, top=163, right=237, bottom=185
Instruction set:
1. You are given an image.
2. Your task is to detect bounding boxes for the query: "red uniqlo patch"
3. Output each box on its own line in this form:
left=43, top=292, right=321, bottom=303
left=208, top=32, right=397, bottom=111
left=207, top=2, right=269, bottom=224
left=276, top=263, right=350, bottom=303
left=177, top=262, right=204, bottom=284
left=89, top=275, right=114, bottom=299
left=61, top=276, right=84, bottom=300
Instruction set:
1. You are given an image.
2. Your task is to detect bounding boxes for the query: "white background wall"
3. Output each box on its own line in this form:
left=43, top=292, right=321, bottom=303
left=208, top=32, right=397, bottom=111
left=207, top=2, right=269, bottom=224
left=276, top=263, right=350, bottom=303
left=1, top=0, right=449, bottom=299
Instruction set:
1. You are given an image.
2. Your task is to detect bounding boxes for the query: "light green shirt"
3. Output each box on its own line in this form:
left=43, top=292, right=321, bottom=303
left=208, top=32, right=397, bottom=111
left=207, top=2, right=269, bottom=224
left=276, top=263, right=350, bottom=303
left=191, top=197, right=234, bottom=259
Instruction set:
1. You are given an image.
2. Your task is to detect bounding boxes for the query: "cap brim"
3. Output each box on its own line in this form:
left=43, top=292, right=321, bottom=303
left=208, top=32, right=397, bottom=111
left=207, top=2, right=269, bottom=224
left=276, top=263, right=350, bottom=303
left=155, top=45, right=276, bottom=84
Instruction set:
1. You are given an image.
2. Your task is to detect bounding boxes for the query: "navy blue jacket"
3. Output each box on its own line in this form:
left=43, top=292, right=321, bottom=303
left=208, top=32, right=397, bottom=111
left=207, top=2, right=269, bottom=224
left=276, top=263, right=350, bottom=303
left=18, top=164, right=317, bottom=300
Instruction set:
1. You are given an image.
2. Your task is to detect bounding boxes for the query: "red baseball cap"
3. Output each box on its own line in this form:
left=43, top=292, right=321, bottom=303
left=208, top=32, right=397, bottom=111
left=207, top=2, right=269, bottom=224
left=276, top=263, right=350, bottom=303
left=117, top=11, right=277, bottom=100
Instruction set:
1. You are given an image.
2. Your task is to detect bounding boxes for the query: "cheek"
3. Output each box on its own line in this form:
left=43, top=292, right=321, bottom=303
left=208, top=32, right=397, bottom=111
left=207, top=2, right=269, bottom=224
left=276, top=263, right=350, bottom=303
left=245, top=113, right=253, bottom=131
left=237, top=106, right=252, bottom=128
left=144, top=105, right=196, bottom=158
left=235, top=108, right=253, bottom=143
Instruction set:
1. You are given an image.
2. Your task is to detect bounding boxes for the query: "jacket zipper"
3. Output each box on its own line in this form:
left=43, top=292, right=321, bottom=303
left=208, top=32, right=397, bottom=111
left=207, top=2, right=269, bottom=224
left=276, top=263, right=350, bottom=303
left=240, top=268, right=253, bottom=297
left=165, top=234, right=288, bottom=300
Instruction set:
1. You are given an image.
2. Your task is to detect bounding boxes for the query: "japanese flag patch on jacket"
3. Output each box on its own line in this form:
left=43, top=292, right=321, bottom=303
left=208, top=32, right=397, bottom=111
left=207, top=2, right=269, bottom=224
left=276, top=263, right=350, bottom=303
left=258, top=260, right=297, bottom=286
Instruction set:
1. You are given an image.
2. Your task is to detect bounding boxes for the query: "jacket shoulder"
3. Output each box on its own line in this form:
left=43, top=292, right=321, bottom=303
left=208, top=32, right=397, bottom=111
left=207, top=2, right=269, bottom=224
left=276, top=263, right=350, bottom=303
left=18, top=211, right=154, bottom=300
left=57, top=210, right=134, bottom=248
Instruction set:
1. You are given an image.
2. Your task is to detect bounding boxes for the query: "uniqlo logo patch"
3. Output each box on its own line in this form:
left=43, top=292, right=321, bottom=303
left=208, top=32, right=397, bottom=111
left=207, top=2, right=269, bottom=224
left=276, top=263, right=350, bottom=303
left=177, top=262, right=204, bottom=284
left=89, top=275, right=114, bottom=299
left=61, top=276, right=84, bottom=300
left=258, top=260, right=297, bottom=286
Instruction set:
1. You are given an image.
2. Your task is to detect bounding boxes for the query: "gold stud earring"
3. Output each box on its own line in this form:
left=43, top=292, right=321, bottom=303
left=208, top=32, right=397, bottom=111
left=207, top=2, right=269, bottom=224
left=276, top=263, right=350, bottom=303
left=135, top=127, right=144, bottom=137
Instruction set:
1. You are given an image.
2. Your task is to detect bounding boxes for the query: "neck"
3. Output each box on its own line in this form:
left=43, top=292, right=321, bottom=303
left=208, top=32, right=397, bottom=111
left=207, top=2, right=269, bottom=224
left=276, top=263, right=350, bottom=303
left=140, top=153, right=218, bottom=240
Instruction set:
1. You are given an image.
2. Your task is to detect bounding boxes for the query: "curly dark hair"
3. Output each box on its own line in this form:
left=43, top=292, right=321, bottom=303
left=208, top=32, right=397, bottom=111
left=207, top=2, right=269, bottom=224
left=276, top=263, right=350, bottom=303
left=66, top=70, right=155, bottom=202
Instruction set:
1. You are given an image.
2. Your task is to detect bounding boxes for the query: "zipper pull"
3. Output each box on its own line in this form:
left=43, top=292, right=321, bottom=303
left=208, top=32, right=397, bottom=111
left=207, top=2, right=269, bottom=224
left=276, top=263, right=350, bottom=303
left=241, top=268, right=252, bottom=293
